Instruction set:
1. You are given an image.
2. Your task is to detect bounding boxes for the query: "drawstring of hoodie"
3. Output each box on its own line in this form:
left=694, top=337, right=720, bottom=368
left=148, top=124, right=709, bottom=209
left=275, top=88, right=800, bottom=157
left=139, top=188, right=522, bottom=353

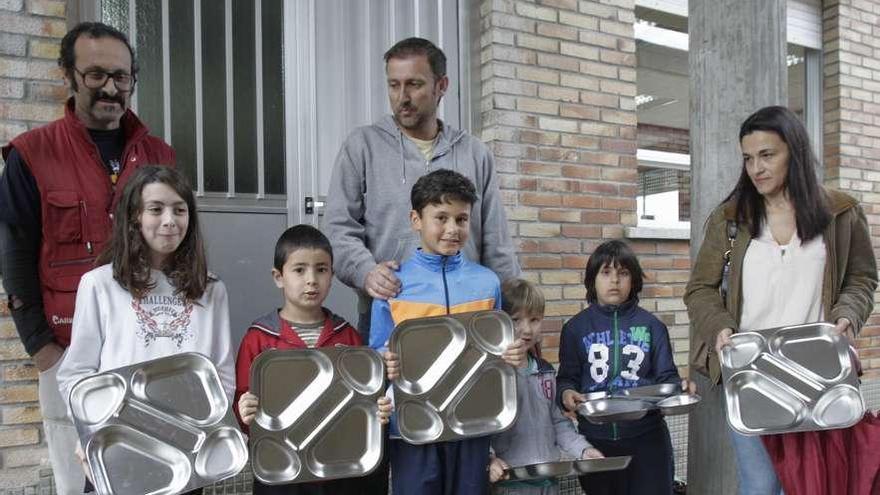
left=395, top=119, right=463, bottom=183
left=397, top=131, right=406, bottom=184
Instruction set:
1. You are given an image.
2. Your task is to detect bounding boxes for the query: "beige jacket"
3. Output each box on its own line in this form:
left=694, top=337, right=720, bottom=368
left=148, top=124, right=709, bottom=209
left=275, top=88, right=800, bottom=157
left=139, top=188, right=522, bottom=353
left=684, top=188, right=878, bottom=383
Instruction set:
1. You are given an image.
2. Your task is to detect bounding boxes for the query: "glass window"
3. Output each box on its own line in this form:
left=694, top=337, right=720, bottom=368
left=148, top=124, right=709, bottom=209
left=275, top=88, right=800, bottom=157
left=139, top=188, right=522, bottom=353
left=635, top=7, right=817, bottom=229
left=635, top=7, right=689, bottom=228
left=102, top=0, right=286, bottom=198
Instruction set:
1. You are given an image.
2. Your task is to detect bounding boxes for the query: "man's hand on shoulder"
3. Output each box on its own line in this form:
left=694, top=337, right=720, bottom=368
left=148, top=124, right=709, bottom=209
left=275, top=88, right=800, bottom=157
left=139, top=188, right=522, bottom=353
left=364, top=261, right=401, bottom=300
left=33, top=342, right=64, bottom=372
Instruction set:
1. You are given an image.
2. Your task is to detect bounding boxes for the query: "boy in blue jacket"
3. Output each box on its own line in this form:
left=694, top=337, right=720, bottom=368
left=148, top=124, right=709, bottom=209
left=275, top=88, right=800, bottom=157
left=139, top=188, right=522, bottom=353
left=369, top=168, right=525, bottom=495
left=556, top=240, right=693, bottom=495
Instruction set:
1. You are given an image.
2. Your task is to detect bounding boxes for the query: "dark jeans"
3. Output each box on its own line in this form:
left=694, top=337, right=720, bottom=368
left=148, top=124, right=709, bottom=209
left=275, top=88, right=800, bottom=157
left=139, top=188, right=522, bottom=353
left=390, top=437, right=491, bottom=495
left=252, top=435, right=388, bottom=495
left=578, top=423, right=674, bottom=495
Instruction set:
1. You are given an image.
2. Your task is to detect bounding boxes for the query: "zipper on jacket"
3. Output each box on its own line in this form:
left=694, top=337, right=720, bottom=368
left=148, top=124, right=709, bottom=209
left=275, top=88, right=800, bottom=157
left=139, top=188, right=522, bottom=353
left=49, top=256, right=96, bottom=268
left=441, top=256, right=450, bottom=314
left=79, top=200, right=93, bottom=254
left=612, top=309, right=620, bottom=440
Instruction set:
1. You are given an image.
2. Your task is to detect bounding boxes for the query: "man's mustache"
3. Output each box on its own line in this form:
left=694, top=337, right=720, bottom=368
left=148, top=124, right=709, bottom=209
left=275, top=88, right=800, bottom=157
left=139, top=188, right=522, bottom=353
left=91, top=91, right=126, bottom=106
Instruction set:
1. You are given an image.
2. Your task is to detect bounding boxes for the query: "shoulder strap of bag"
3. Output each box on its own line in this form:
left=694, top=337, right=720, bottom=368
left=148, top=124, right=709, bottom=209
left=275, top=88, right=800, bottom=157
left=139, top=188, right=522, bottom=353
left=719, top=221, right=737, bottom=301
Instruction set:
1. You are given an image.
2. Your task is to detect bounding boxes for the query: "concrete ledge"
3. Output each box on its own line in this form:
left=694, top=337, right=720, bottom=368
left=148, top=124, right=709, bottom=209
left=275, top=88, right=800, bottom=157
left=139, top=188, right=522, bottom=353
left=625, top=226, right=690, bottom=240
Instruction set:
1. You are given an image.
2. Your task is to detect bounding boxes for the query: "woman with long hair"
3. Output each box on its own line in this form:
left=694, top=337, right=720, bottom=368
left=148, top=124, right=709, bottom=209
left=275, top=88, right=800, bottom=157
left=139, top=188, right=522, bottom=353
left=685, top=105, right=877, bottom=494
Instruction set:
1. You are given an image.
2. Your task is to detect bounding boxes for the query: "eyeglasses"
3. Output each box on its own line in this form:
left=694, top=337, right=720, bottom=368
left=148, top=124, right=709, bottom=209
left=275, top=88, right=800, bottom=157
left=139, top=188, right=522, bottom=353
left=74, top=68, right=136, bottom=91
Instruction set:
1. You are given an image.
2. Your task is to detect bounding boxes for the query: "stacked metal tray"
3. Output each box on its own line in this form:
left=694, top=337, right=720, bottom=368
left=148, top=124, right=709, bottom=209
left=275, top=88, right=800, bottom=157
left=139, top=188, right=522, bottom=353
left=390, top=310, right=518, bottom=444
left=249, top=347, right=385, bottom=484
left=721, top=322, right=864, bottom=435
left=576, top=383, right=701, bottom=424
left=69, top=353, right=247, bottom=495
left=504, top=456, right=632, bottom=482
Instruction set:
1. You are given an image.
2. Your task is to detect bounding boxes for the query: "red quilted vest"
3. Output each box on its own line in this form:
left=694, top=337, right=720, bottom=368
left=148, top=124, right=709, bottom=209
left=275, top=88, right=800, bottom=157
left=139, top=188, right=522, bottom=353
left=1, top=98, right=175, bottom=347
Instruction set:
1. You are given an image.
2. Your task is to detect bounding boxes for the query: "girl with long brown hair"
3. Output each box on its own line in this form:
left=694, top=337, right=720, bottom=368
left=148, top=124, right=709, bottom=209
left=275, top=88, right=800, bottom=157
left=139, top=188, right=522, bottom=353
left=57, top=165, right=232, bottom=494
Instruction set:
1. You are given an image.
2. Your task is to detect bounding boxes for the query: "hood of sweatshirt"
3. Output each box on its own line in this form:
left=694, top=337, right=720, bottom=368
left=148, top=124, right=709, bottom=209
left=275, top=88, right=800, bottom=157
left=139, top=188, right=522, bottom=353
left=375, top=115, right=467, bottom=184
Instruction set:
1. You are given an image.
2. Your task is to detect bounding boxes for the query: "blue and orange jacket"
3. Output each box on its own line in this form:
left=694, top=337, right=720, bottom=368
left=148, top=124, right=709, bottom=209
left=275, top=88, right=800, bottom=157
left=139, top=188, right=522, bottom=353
left=368, top=248, right=501, bottom=350
left=369, top=248, right=501, bottom=438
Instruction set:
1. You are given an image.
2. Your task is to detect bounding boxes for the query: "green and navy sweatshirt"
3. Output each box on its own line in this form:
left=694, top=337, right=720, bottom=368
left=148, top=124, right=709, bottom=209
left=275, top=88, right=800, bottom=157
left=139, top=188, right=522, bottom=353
left=556, top=297, right=680, bottom=440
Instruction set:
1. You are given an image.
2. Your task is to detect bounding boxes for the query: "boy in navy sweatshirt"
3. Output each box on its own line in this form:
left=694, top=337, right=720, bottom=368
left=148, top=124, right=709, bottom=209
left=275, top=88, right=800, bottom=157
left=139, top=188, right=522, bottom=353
left=556, top=240, right=694, bottom=495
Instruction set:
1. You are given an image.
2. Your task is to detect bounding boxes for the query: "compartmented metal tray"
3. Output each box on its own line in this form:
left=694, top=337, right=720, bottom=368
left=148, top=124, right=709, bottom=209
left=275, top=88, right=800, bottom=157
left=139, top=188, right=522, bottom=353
left=69, top=353, right=247, bottom=495
left=721, top=322, right=864, bottom=435
left=390, top=310, right=518, bottom=444
left=249, top=347, right=385, bottom=484
left=504, top=456, right=632, bottom=482
left=576, top=384, right=701, bottom=424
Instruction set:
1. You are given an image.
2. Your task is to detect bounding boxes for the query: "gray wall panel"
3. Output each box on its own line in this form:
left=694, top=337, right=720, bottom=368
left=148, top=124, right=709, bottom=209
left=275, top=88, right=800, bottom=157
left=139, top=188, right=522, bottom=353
left=200, top=211, right=288, bottom=346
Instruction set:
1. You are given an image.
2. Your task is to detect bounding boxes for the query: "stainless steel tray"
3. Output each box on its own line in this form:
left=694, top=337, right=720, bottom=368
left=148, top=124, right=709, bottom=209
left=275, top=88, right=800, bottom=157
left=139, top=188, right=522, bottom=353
left=390, top=310, right=518, bottom=444
left=577, top=384, right=700, bottom=423
left=248, top=347, right=385, bottom=484
left=721, top=322, right=864, bottom=435
left=504, top=456, right=632, bottom=482
left=620, top=383, right=680, bottom=398
left=573, top=456, right=632, bottom=474
left=69, top=353, right=247, bottom=495
left=577, top=398, right=651, bottom=424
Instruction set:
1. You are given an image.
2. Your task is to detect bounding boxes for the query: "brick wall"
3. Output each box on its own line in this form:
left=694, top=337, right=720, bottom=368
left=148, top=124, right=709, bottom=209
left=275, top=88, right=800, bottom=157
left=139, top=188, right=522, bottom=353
left=478, top=0, right=691, bottom=372
left=822, top=0, right=880, bottom=380
left=0, top=0, right=67, bottom=489
left=637, top=123, right=690, bottom=154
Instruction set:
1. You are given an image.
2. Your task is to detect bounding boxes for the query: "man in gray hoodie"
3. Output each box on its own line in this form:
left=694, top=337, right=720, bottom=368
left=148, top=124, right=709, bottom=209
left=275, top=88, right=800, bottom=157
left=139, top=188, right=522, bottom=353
left=324, top=37, right=520, bottom=342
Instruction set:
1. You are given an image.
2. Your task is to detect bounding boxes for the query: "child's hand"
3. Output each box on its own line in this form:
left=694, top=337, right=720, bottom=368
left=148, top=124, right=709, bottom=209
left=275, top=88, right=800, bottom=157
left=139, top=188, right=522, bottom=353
left=582, top=447, right=604, bottom=459
left=238, top=391, right=259, bottom=426
left=488, top=455, right=510, bottom=483
left=681, top=378, right=697, bottom=395
left=501, top=339, right=526, bottom=368
left=376, top=396, right=393, bottom=425
left=561, top=389, right=586, bottom=412
left=383, top=351, right=400, bottom=381
left=74, top=443, right=93, bottom=484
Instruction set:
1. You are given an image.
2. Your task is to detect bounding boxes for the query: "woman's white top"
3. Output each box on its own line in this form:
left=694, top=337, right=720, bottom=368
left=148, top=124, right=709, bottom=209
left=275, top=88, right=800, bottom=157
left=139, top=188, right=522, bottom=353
left=57, top=264, right=234, bottom=409
left=739, top=226, right=826, bottom=332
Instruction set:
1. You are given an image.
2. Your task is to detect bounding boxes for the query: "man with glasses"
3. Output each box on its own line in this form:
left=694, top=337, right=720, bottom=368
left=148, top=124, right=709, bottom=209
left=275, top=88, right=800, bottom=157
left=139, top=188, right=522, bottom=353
left=0, top=22, right=173, bottom=494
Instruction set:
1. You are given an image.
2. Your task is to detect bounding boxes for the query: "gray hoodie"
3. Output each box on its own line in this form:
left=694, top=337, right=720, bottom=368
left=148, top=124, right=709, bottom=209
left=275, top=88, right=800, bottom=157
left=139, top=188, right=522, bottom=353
left=324, top=115, right=520, bottom=292
left=492, top=357, right=592, bottom=467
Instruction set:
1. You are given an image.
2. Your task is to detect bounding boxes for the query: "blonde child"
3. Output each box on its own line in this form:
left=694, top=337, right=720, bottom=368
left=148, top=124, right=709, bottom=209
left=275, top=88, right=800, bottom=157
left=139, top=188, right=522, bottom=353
left=489, top=279, right=603, bottom=495
left=557, top=240, right=694, bottom=495
left=58, top=166, right=231, bottom=495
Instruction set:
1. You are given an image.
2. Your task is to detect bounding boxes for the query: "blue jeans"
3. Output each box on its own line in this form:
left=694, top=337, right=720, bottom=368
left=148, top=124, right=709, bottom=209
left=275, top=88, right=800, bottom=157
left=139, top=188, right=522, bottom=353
left=728, top=427, right=784, bottom=495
